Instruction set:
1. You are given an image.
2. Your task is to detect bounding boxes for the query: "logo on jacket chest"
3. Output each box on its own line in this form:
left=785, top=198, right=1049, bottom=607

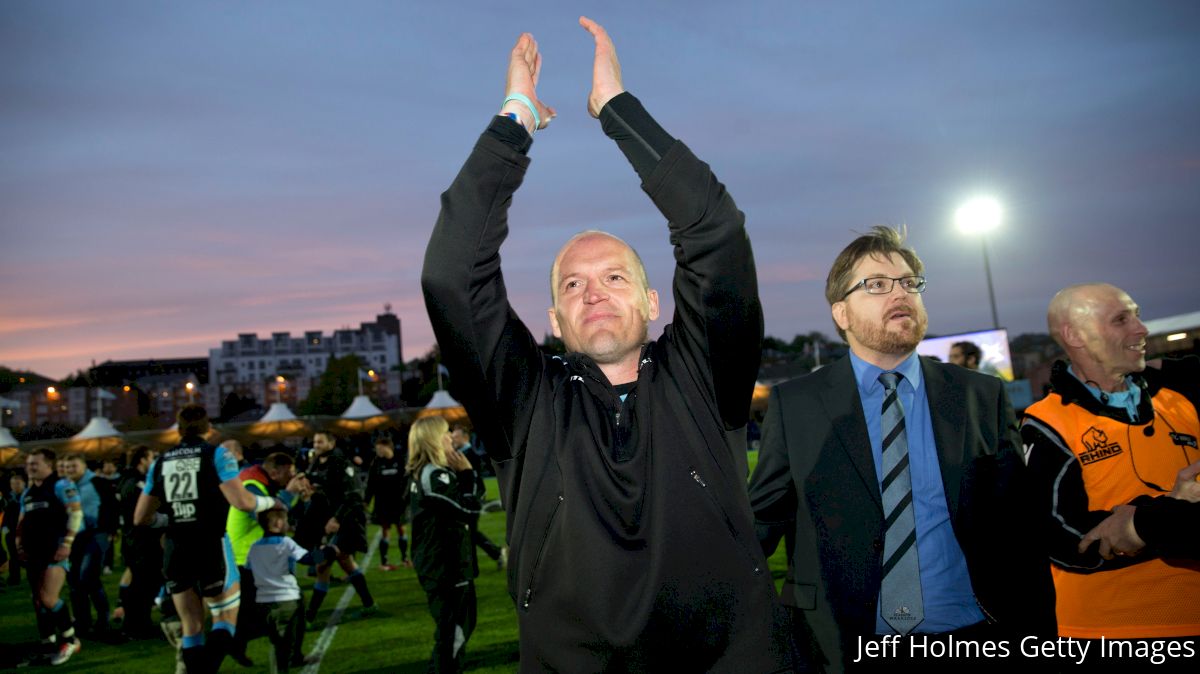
left=1078, top=426, right=1123, bottom=465
left=1170, top=432, right=1198, bottom=450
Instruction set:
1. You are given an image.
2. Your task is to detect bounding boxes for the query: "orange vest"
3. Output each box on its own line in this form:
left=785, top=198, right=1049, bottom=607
left=1026, top=386, right=1200, bottom=638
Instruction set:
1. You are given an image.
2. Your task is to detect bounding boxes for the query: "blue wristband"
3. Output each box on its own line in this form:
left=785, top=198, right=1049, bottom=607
left=278, top=490, right=295, bottom=509
left=502, top=93, right=540, bottom=132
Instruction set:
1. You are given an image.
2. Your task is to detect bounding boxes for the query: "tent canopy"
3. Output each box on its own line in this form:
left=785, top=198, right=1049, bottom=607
left=72, top=417, right=122, bottom=441
left=341, top=395, right=384, bottom=420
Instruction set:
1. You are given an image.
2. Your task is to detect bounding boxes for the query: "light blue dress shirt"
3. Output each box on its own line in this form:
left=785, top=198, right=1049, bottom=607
left=849, top=350, right=985, bottom=634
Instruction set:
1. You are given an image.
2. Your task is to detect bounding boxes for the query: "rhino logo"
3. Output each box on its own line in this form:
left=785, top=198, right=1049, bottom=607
left=1079, top=426, right=1123, bottom=465
left=1081, top=427, right=1111, bottom=453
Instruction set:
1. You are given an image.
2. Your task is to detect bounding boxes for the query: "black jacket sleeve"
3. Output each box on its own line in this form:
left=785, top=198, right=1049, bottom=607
left=1022, top=416, right=1142, bottom=573
left=420, top=467, right=483, bottom=524
left=1134, top=496, right=1200, bottom=558
left=422, top=119, right=540, bottom=464
left=616, top=96, right=763, bottom=431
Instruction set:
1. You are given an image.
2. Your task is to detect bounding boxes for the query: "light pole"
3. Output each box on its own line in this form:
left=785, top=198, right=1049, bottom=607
left=185, top=381, right=195, bottom=405
left=275, top=375, right=285, bottom=404
left=955, top=196, right=1003, bottom=330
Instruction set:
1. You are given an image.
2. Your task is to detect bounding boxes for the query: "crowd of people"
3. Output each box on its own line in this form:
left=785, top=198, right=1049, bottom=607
left=0, top=413, right=501, bottom=673
left=3, top=16, right=1198, bottom=674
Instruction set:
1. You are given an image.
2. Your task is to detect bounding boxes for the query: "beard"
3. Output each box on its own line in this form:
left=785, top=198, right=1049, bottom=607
left=847, top=302, right=928, bottom=356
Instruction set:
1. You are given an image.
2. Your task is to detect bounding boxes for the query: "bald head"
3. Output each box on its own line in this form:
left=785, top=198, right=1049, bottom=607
left=1047, top=283, right=1121, bottom=349
left=1047, top=282, right=1149, bottom=390
left=550, top=230, right=649, bottom=306
left=547, top=229, right=660, bottom=371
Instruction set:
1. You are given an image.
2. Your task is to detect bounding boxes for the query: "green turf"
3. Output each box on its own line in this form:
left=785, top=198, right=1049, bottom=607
left=1, top=453, right=788, bottom=672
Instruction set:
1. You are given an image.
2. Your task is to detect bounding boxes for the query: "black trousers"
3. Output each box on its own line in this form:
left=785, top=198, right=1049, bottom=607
left=123, top=530, right=163, bottom=635
left=67, top=530, right=110, bottom=631
left=4, top=530, right=19, bottom=582
left=422, top=579, right=476, bottom=674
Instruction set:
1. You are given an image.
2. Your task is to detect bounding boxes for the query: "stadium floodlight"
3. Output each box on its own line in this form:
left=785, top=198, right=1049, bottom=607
left=955, top=195, right=1004, bottom=329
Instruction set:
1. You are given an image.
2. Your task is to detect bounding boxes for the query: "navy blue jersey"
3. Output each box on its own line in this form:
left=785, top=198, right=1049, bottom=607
left=145, top=439, right=239, bottom=539
left=366, top=455, right=406, bottom=511
left=20, top=479, right=77, bottom=558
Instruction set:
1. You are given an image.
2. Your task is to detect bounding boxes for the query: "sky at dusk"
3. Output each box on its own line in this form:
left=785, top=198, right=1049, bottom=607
left=3, top=1, right=1198, bottom=379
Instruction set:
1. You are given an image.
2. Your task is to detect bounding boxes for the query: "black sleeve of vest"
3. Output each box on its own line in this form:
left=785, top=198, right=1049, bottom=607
left=599, top=92, right=676, bottom=183
left=484, top=115, right=533, bottom=155
left=1134, top=497, right=1200, bottom=558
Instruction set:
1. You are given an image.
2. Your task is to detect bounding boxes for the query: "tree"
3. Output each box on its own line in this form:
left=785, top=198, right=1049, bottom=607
left=299, top=354, right=364, bottom=416
left=220, top=392, right=260, bottom=422
left=0, top=366, right=54, bottom=394
left=59, top=368, right=94, bottom=389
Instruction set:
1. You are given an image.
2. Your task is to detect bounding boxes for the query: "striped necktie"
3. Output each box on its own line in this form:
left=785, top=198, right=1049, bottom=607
left=878, top=371, right=924, bottom=634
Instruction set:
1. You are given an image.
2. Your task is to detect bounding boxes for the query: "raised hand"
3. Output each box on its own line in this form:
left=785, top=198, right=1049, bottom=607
left=444, top=448, right=472, bottom=472
left=503, top=33, right=556, bottom=132
left=579, top=16, right=625, bottom=118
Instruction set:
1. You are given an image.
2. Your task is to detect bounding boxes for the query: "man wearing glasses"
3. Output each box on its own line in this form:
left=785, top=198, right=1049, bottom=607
left=747, top=226, right=1054, bottom=671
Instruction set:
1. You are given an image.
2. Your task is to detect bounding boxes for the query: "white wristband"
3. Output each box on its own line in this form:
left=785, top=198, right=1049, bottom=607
left=253, top=494, right=276, bottom=513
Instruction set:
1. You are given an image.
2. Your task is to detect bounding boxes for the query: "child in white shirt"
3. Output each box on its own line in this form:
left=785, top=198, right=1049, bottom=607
left=245, top=509, right=336, bottom=673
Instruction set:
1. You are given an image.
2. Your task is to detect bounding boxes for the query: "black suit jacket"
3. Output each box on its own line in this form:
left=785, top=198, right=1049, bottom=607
left=748, top=355, right=1055, bottom=672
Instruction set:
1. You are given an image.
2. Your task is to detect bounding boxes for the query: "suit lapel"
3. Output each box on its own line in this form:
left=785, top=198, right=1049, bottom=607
left=922, top=357, right=964, bottom=515
left=819, top=357, right=882, bottom=510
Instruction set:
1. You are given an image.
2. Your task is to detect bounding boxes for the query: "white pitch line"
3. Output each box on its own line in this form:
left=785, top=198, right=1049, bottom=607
left=301, top=530, right=382, bottom=674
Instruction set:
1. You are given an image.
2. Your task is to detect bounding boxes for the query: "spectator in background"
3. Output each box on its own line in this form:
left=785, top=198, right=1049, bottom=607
left=114, top=445, right=160, bottom=639
left=366, top=437, right=409, bottom=570
left=100, top=459, right=120, bottom=480
left=61, top=453, right=116, bottom=637
left=17, top=448, right=84, bottom=665
left=226, top=451, right=309, bottom=668
left=406, top=416, right=483, bottom=673
left=5, top=472, right=25, bottom=586
left=948, top=340, right=982, bottom=371
left=99, top=459, right=121, bottom=575
left=246, top=509, right=336, bottom=673
left=222, top=439, right=247, bottom=468
left=450, top=425, right=503, bottom=570
left=300, top=431, right=375, bottom=624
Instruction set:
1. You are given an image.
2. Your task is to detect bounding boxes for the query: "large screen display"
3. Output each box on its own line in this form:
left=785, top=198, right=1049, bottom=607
left=916, top=328, right=1013, bottom=381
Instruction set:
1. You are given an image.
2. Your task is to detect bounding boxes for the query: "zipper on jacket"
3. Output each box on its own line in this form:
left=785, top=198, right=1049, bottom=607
left=521, top=494, right=564, bottom=611
left=687, top=466, right=760, bottom=576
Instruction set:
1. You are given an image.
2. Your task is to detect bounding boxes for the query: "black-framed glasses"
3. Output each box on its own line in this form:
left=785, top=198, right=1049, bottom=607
left=842, top=275, right=927, bottom=299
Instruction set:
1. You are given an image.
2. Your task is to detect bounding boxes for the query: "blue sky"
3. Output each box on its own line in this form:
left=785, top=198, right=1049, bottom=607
left=2, top=1, right=1198, bottom=377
